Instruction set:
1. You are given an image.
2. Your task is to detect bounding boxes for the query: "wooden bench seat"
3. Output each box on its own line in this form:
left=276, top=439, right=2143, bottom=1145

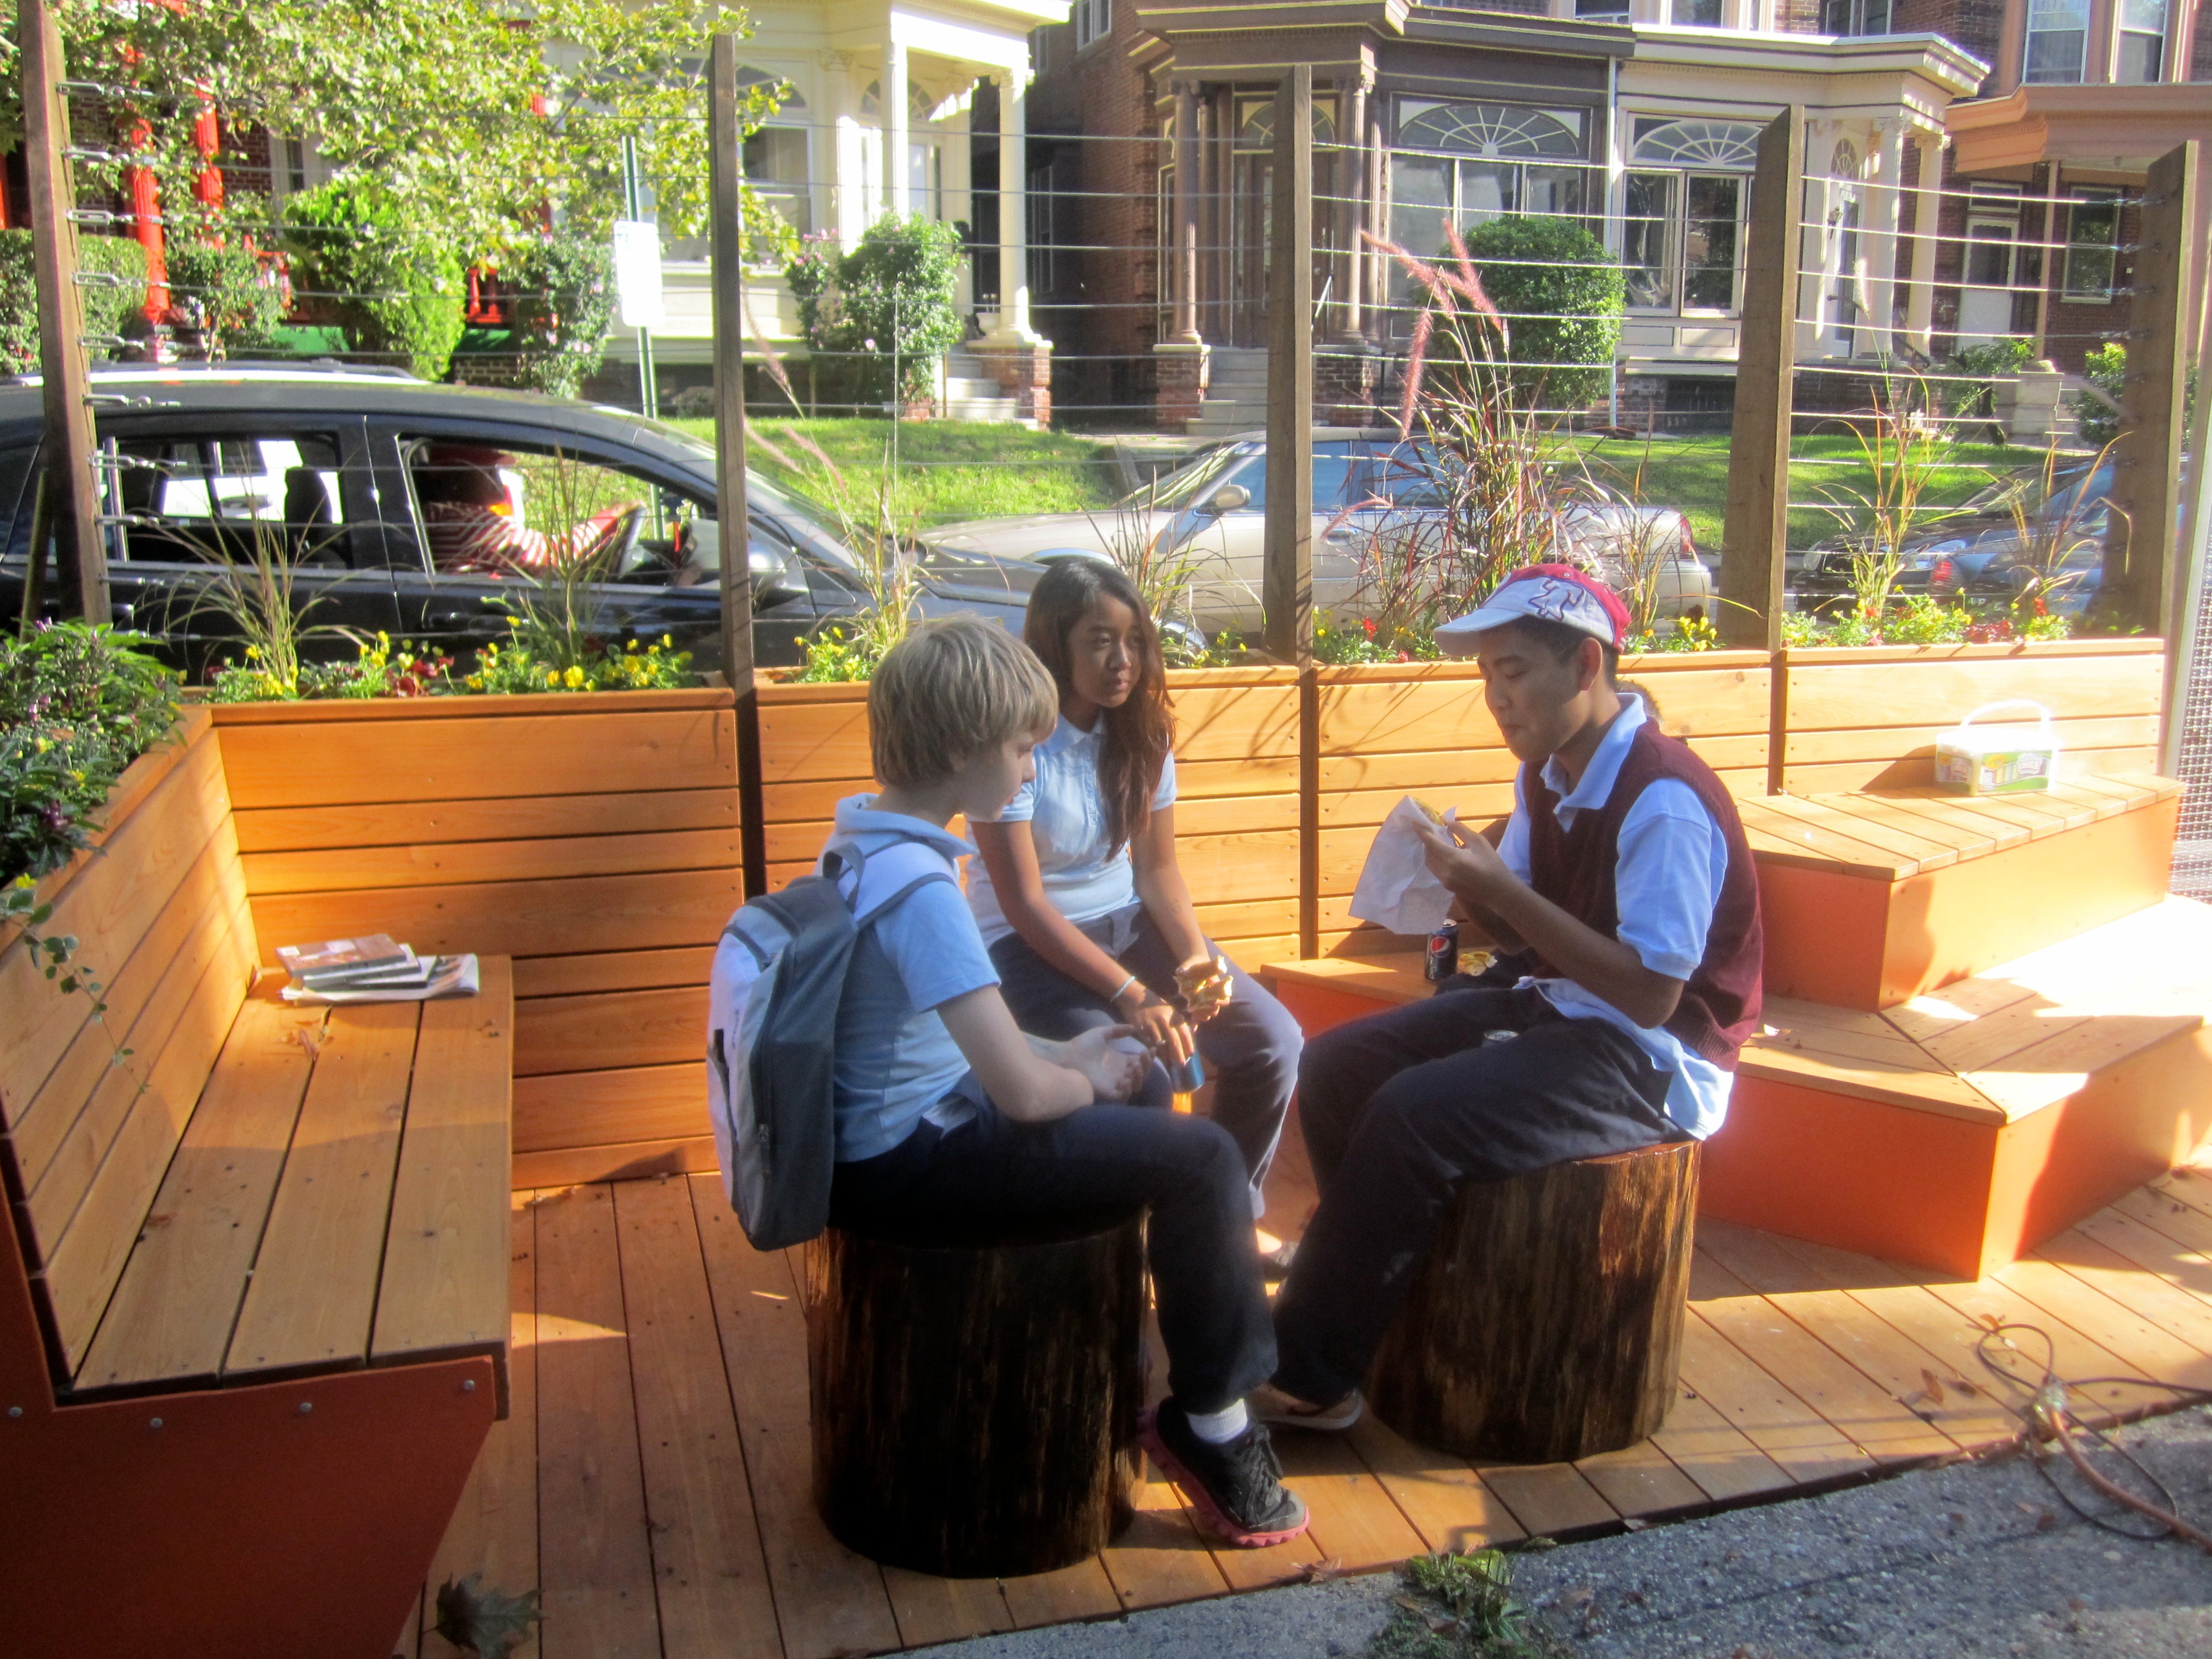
left=1, top=710, right=515, bottom=1659
left=1743, top=775, right=2181, bottom=1009
left=1263, top=895, right=2212, bottom=1279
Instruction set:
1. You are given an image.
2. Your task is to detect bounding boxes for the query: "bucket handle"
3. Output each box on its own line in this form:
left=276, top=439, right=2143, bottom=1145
left=1956, top=700, right=2054, bottom=734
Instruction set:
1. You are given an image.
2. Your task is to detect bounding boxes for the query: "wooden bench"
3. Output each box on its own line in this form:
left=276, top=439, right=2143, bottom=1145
left=1, top=708, right=514, bottom=1659
left=1742, top=776, right=2180, bottom=1010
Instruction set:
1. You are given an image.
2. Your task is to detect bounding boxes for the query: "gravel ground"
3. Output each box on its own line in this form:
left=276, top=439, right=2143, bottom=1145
left=916, top=1406, right=2212, bottom=1659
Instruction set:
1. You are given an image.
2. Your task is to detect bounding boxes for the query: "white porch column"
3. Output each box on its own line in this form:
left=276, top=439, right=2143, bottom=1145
left=1866, top=119, right=1905, bottom=356
left=992, top=65, right=1036, bottom=342
left=826, top=51, right=864, bottom=249
left=883, top=35, right=908, bottom=221
left=1904, top=132, right=1943, bottom=354
left=1798, top=119, right=1837, bottom=362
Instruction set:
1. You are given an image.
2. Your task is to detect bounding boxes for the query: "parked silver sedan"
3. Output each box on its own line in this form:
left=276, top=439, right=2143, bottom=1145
left=916, top=430, right=1714, bottom=634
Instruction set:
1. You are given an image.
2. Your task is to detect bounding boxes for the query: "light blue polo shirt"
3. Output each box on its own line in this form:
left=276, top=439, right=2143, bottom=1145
left=1494, top=696, right=1736, bottom=1140
left=821, top=797, right=1001, bottom=1162
left=968, top=713, right=1179, bottom=945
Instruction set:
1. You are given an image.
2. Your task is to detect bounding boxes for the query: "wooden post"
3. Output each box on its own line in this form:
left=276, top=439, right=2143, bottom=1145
left=1718, top=107, right=1802, bottom=658
left=2164, top=166, right=2212, bottom=778
left=21, top=0, right=107, bottom=623
left=2105, top=141, right=2197, bottom=654
left=1265, top=64, right=1317, bottom=957
left=709, top=34, right=766, bottom=894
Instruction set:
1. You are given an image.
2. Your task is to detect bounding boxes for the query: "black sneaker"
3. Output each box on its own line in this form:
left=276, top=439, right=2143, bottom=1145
left=1141, top=1401, right=1310, bottom=1547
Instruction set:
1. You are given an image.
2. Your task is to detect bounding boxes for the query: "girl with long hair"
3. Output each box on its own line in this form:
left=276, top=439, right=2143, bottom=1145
left=970, top=559, right=1304, bottom=1258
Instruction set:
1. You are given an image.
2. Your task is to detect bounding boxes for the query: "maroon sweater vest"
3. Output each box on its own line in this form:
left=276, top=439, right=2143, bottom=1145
left=1522, top=717, right=1763, bottom=1069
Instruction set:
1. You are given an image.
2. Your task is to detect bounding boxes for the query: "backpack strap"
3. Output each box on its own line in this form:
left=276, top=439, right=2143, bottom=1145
left=842, top=837, right=960, bottom=930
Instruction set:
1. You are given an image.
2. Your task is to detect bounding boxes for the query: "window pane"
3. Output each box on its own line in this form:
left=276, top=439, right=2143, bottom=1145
left=406, top=440, right=655, bottom=574
left=2116, top=30, right=2164, bottom=82
left=1683, top=176, right=1740, bottom=309
left=742, top=127, right=812, bottom=235
left=2063, top=196, right=2120, bottom=299
left=1389, top=154, right=1452, bottom=277
left=1522, top=165, right=1586, bottom=220
left=1455, top=160, right=1517, bottom=224
left=2024, top=0, right=2089, bottom=82
left=1965, top=225, right=2015, bottom=288
left=1677, top=0, right=1724, bottom=23
left=1623, top=172, right=1676, bottom=309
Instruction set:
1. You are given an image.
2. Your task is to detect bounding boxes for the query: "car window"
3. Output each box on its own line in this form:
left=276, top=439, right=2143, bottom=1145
left=0, top=444, right=34, bottom=559
left=1121, top=445, right=1245, bottom=512
left=400, top=435, right=708, bottom=585
left=109, top=433, right=350, bottom=566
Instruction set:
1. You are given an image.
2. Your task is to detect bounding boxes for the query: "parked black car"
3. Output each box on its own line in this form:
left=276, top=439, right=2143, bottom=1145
left=0, top=366, right=1042, bottom=675
left=1793, top=462, right=2113, bottom=611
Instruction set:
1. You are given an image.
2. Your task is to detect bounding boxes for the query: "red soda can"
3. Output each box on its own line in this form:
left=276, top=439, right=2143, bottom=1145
left=1424, top=921, right=1459, bottom=982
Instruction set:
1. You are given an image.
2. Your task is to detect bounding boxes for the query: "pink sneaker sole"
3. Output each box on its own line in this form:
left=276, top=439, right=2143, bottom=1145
left=1138, top=1408, right=1311, bottom=1549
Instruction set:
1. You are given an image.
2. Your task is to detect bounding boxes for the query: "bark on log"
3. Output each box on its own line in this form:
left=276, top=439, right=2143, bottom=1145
left=1367, top=1139, right=1699, bottom=1463
left=805, top=1212, right=1145, bottom=1577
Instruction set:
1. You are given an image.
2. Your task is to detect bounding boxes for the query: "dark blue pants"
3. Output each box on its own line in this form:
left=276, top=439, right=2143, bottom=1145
left=1273, top=985, right=1681, bottom=1405
left=988, top=904, right=1302, bottom=1218
left=830, top=1098, right=1277, bottom=1415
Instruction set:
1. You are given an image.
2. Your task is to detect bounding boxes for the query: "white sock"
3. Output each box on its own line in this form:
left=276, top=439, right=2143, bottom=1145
left=1185, top=1400, right=1249, bottom=1444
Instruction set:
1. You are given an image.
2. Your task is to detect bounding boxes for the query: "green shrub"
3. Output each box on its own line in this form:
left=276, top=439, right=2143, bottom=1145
left=1460, top=215, right=1624, bottom=413
left=1, top=623, right=179, bottom=882
left=785, top=217, right=966, bottom=410
left=2077, top=341, right=2126, bottom=448
left=500, top=230, right=618, bottom=399
left=164, top=227, right=284, bottom=359
left=282, top=180, right=465, bottom=379
left=2, top=231, right=150, bottom=373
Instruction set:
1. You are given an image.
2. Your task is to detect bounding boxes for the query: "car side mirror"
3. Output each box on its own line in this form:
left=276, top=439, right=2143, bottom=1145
left=1204, top=482, right=1250, bottom=516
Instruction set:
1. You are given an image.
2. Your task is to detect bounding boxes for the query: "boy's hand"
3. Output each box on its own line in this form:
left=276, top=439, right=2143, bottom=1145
left=1414, top=815, right=1513, bottom=901
left=1125, top=999, right=1196, bottom=1066
left=1063, top=1026, right=1149, bottom=1102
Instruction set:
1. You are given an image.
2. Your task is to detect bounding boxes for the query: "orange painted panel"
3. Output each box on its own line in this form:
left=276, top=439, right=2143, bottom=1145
left=1984, top=1026, right=2212, bottom=1274
left=1269, top=977, right=1415, bottom=1041
left=1755, top=798, right=2176, bottom=1011
left=1697, top=1075, right=2000, bottom=1279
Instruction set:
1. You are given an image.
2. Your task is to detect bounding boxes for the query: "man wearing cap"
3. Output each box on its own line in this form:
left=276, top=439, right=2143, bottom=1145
left=1255, top=564, right=1761, bottom=1431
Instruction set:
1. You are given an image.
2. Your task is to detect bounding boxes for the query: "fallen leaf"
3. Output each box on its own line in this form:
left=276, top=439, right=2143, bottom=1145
left=1978, top=1313, right=2005, bottom=1332
left=1297, top=1556, right=1347, bottom=1584
left=433, top=1574, right=541, bottom=1659
left=1922, top=1368, right=1948, bottom=1404
left=1622, top=1517, right=1651, bottom=1531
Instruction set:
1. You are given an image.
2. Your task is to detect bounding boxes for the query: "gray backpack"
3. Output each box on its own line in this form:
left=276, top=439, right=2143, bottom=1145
left=704, top=837, right=957, bottom=1250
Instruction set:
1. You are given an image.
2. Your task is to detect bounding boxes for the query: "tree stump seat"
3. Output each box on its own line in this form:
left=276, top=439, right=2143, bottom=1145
left=1368, top=1138, right=1700, bottom=1464
left=804, top=1208, right=1147, bottom=1577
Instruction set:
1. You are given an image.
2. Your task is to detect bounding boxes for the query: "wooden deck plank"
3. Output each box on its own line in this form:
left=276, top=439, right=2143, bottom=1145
left=610, top=1177, right=783, bottom=1659
left=76, top=996, right=320, bottom=1393
left=1737, top=1039, right=2006, bottom=1123
left=1866, top=791, right=2034, bottom=852
left=2147, top=1162, right=2212, bottom=1225
left=225, top=1002, right=422, bottom=1380
left=2022, top=1229, right=2212, bottom=1388
left=2106, top=1187, right=2212, bottom=1290
left=1276, top=1429, right=1434, bottom=1568
left=1734, top=798, right=1910, bottom=878
left=1675, top=1310, right=1868, bottom=1484
left=1570, top=1439, right=1707, bottom=1519
left=1341, top=1414, right=1528, bottom=1554
left=1099, top=1458, right=1234, bottom=1612
left=1643, top=1383, right=1796, bottom=1505
left=534, top=1184, right=661, bottom=1659
left=1885, top=787, right=2093, bottom=838
left=424, top=1193, right=542, bottom=1659
left=1472, top=1460, right=1621, bottom=1538
left=1696, top=1221, right=2026, bottom=1448
left=1762, top=793, right=1957, bottom=870
left=1689, top=1252, right=1960, bottom=1465
left=1824, top=794, right=2005, bottom=858
left=686, top=1177, right=902, bottom=1659
left=374, top=960, right=515, bottom=1376
left=999, top=1558, right=1125, bottom=1629
left=881, top=1570, right=1014, bottom=1648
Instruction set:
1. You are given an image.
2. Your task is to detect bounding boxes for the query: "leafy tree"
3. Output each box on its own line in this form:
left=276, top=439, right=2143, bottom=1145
left=785, top=217, right=968, bottom=410
left=2077, top=341, right=2126, bottom=448
left=162, top=197, right=284, bottom=358
left=1459, top=215, right=1624, bottom=414
left=1, top=230, right=146, bottom=372
left=1, top=1, right=792, bottom=261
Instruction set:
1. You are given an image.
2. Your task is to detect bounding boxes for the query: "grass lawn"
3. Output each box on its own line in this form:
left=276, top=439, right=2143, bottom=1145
left=670, top=417, right=1122, bottom=528
left=674, top=416, right=2040, bottom=554
left=1561, top=432, right=2038, bottom=553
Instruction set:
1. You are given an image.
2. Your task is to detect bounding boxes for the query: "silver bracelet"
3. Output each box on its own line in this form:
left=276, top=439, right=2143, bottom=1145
left=1109, top=973, right=1138, bottom=1005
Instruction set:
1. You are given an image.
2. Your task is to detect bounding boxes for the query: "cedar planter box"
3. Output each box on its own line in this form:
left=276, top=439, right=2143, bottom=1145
left=1312, top=652, right=1774, bottom=957
left=1776, top=637, right=2165, bottom=794
left=207, top=690, right=741, bottom=1189
left=758, top=666, right=1305, bottom=969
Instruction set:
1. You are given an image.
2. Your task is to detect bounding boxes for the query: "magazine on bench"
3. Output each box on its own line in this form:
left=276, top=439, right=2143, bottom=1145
left=282, top=953, right=480, bottom=1004
left=276, top=934, right=412, bottom=979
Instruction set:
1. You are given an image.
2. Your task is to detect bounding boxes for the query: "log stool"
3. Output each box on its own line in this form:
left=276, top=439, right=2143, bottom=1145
left=1367, top=1139, right=1700, bottom=1463
left=804, top=1210, right=1146, bottom=1577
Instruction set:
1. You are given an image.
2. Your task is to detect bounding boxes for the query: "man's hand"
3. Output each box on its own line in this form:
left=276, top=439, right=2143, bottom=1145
left=1061, top=1026, right=1149, bottom=1102
left=1414, top=816, right=1514, bottom=903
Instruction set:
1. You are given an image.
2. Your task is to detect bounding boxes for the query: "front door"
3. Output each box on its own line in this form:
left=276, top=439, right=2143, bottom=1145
left=1958, top=211, right=2022, bottom=343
